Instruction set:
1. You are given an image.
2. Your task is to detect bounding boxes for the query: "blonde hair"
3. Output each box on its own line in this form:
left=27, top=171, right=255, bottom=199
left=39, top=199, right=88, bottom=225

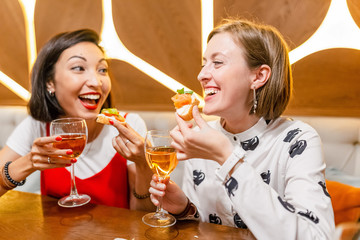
left=208, top=19, right=292, bottom=120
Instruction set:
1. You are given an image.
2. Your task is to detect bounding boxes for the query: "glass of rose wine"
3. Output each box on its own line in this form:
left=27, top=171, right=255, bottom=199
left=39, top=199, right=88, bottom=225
left=50, top=117, right=90, bottom=207
left=142, top=130, right=178, bottom=228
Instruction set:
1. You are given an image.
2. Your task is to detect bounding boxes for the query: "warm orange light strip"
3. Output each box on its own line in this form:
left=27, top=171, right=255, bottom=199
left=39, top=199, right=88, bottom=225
left=0, top=71, right=31, bottom=101
left=201, top=0, right=214, bottom=55
left=18, top=0, right=37, bottom=72
left=289, top=0, right=360, bottom=64
left=99, top=0, right=204, bottom=106
left=0, top=0, right=35, bottom=101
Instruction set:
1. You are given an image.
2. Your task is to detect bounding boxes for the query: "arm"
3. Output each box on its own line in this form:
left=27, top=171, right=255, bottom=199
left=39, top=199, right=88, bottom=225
left=0, top=137, right=76, bottom=197
left=0, top=146, right=32, bottom=196
left=0, top=118, right=79, bottom=197
left=110, top=114, right=154, bottom=211
left=220, top=123, right=335, bottom=239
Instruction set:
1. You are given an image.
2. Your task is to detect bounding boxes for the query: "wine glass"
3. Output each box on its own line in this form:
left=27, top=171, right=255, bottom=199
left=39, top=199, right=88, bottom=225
left=142, top=130, right=178, bottom=228
left=50, top=117, right=91, bottom=207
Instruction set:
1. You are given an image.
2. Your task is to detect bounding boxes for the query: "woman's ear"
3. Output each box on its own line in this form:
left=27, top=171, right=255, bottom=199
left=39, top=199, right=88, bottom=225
left=46, top=81, right=55, bottom=93
left=252, top=64, right=271, bottom=89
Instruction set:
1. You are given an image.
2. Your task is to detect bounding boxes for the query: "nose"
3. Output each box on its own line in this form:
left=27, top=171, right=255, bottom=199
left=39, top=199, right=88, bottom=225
left=197, top=64, right=211, bottom=82
left=87, top=70, right=102, bottom=87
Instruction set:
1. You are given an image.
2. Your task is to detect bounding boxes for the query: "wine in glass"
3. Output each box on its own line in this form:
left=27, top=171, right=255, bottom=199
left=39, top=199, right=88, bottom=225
left=142, top=130, right=178, bottom=228
left=50, top=117, right=91, bottom=207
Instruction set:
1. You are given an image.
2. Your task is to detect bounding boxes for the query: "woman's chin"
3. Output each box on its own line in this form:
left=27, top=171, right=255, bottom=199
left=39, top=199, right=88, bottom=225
left=202, top=106, right=215, bottom=116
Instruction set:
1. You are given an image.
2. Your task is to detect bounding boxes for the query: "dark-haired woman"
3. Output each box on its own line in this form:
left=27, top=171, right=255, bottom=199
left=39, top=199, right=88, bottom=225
left=0, top=29, right=154, bottom=211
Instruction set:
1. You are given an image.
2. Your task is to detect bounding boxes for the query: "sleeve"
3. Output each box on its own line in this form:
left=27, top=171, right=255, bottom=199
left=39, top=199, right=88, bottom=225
left=224, top=124, right=335, bottom=240
left=181, top=160, right=201, bottom=221
left=6, top=117, right=42, bottom=156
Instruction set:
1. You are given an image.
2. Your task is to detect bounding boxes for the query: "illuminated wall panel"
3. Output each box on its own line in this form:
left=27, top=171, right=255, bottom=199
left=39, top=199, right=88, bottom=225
left=0, top=0, right=359, bottom=116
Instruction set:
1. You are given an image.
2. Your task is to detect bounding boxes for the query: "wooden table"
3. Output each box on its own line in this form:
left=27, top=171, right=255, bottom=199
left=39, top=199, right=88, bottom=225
left=0, top=191, right=255, bottom=240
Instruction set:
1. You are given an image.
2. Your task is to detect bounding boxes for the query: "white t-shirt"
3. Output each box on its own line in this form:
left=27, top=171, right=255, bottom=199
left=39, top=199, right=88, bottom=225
left=6, top=112, right=147, bottom=181
left=182, top=117, right=335, bottom=240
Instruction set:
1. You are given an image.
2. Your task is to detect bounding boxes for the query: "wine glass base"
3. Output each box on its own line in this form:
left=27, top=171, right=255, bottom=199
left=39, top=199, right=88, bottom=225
left=142, top=212, right=176, bottom=228
left=58, top=194, right=91, bottom=208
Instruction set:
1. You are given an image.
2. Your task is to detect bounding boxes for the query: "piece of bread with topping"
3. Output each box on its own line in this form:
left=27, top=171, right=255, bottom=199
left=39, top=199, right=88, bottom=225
left=171, top=88, right=200, bottom=121
left=96, top=108, right=126, bottom=125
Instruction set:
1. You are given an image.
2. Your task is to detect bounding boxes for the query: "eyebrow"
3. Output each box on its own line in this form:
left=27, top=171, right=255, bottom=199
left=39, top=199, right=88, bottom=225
left=202, top=52, right=225, bottom=61
left=67, top=56, right=107, bottom=64
left=68, top=55, right=86, bottom=61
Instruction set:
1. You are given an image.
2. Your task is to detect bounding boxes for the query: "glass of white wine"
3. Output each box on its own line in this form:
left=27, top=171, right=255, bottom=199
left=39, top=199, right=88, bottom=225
left=50, top=117, right=90, bottom=207
left=142, top=130, right=178, bottom=228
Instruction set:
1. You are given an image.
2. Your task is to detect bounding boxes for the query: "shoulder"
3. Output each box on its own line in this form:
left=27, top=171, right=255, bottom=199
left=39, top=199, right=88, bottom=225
left=6, top=116, right=46, bottom=156
left=14, top=116, right=46, bottom=134
left=269, top=117, right=320, bottom=139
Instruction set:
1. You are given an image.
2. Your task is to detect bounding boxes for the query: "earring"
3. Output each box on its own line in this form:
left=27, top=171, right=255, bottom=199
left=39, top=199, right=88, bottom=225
left=252, top=87, right=257, bottom=114
left=48, top=90, right=55, bottom=97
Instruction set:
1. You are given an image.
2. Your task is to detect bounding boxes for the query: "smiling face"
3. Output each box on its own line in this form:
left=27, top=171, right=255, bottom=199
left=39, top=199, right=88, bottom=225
left=198, top=32, right=255, bottom=120
left=47, top=42, right=111, bottom=120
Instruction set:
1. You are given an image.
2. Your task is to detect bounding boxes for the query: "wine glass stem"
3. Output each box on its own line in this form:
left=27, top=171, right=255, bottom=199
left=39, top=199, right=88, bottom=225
left=70, top=162, right=79, bottom=197
left=155, top=177, right=167, bottom=217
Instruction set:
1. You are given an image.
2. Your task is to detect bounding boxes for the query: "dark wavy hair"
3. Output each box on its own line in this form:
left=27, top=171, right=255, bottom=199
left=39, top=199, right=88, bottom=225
left=28, top=29, right=113, bottom=122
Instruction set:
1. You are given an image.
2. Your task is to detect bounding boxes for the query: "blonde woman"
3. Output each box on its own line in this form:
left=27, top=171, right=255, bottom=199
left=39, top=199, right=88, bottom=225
left=150, top=19, right=335, bottom=239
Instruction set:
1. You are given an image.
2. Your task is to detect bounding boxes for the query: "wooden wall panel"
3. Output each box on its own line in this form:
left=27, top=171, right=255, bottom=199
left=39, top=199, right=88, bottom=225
left=111, top=0, right=202, bottom=111
left=0, top=1, right=28, bottom=105
left=213, top=0, right=331, bottom=49
left=348, top=0, right=360, bottom=28
left=34, top=0, right=103, bottom=48
left=0, top=0, right=359, bottom=117
left=109, top=60, right=176, bottom=111
left=286, top=49, right=360, bottom=117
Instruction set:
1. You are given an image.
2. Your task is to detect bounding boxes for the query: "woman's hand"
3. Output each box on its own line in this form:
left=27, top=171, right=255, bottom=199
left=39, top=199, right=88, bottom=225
left=110, top=121, right=146, bottom=166
left=149, top=174, right=188, bottom=215
left=30, top=135, right=74, bottom=170
left=170, top=106, right=233, bottom=164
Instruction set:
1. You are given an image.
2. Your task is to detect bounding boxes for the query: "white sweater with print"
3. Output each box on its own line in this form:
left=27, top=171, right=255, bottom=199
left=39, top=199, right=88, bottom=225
left=182, top=117, right=335, bottom=240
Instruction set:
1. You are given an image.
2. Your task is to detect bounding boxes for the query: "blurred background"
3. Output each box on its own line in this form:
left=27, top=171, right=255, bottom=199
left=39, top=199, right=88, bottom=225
left=0, top=0, right=359, bottom=116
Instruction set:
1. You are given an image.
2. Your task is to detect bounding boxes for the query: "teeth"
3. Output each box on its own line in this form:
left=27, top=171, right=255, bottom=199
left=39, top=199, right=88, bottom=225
left=204, top=89, right=219, bottom=96
left=80, top=94, right=100, bottom=100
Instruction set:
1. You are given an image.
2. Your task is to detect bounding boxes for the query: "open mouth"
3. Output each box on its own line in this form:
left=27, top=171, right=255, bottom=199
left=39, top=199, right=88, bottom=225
left=204, top=88, right=219, bottom=97
left=79, top=94, right=100, bottom=108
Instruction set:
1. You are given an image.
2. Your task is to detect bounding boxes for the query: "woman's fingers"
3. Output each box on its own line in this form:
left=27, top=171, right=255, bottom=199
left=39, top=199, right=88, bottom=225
left=30, top=136, right=75, bottom=170
left=31, top=154, right=72, bottom=170
left=192, top=106, right=208, bottom=128
left=111, top=119, right=139, bottom=141
left=149, top=176, right=167, bottom=205
left=110, top=120, right=145, bottom=160
left=175, top=113, right=192, bottom=134
left=33, top=135, right=62, bottom=146
left=175, top=151, right=188, bottom=161
left=112, top=135, right=130, bottom=153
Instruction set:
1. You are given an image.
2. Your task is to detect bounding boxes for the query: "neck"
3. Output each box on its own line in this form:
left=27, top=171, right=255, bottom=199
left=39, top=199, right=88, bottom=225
left=221, top=114, right=260, bottom=134
left=85, top=120, right=103, bottom=143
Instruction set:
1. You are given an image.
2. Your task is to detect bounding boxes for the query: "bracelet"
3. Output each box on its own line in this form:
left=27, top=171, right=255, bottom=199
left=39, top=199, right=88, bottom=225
left=3, top=161, right=26, bottom=187
left=171, top=198, right=196, bottom=219
left=0, top=165, right=15, bottom=190
left=132, top=189, right=150, bottom=199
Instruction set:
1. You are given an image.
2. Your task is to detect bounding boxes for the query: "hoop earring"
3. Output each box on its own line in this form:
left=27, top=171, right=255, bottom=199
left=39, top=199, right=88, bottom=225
left=48, top=90, right=55, bottom=97
left=252, top=87, right=257, bottom=114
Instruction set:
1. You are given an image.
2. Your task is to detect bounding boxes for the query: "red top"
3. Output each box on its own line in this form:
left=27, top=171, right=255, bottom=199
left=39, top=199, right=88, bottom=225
left=41, top=153, right=129, bottom=208
left=41, top=114, right=129, bottom=208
